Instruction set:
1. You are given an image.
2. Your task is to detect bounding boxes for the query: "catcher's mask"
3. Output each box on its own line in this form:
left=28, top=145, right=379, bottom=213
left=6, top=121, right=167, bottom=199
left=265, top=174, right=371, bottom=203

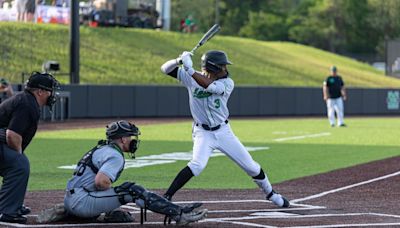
left=26, top=72, right=60, bottom=109
left=201, top=50, right=232, bottom=74
left=106, top=120, right=140, bottom=158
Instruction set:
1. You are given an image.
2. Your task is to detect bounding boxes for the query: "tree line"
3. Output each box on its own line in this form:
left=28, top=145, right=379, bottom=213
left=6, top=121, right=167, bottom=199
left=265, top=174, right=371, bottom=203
left=171, top=0, right=400, bottom=61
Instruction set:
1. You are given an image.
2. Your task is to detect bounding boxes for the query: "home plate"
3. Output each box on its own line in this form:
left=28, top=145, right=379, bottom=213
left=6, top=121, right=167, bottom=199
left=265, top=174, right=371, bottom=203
left=250, top=211, right=298, bottom=217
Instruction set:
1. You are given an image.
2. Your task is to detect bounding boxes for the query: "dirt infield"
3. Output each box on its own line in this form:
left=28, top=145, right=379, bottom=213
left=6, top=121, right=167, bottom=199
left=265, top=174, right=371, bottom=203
left=4, top=155, right=396, bottom=227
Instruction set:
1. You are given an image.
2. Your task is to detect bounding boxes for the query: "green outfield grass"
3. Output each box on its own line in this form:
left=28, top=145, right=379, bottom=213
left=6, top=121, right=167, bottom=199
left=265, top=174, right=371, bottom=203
left=1, top=22, right=400, bottom=87
left=25, top=117, right=400, bottom=191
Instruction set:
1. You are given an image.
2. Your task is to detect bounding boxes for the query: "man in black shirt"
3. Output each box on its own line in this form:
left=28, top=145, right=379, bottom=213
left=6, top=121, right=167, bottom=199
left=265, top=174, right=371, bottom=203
left=323, top=66, right=347, bottom=127
left=0, top=72, right=59, bottom=224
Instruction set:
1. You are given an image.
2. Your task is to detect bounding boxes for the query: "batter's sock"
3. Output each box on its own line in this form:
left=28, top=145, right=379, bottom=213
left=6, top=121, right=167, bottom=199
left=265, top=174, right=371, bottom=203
left=164, top=166, right=194, bottom=200
left=252, top=168, right=273, bottom=195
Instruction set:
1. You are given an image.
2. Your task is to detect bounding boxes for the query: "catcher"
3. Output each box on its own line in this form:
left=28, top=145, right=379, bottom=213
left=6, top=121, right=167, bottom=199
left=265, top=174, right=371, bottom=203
left=37, top=120, right=207, bottom=225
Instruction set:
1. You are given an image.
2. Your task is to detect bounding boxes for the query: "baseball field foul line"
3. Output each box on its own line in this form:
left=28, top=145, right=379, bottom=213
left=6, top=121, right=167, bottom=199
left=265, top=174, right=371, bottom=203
left=291, top=170, right=400, bottom=203
left=273, top=132, right=331, bottom=142
left=288, top=223, right=400, bottom=228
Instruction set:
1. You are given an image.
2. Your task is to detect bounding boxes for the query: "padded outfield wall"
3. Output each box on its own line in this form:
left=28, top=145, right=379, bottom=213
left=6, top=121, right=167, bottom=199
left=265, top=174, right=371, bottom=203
left=42, top=85, right=400, bottom=119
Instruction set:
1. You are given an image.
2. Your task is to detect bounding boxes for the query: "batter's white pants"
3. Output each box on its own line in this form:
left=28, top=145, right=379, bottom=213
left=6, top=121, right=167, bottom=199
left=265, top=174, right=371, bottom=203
left=326, top=97, right=344, bottom=126
left=187, top=123, right=273, bottom=195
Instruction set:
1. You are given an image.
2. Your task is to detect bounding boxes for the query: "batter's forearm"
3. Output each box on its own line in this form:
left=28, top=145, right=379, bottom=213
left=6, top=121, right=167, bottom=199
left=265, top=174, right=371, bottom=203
left=161, top=59, right=179, bottom=74
left=191, top=72, right=212, bottom=88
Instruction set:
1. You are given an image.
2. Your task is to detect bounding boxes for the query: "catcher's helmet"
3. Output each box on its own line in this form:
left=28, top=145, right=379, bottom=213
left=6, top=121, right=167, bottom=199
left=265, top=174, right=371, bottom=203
left=201, top=50, right=232, bottom=73
left=106, top=120, right=140, bottom=140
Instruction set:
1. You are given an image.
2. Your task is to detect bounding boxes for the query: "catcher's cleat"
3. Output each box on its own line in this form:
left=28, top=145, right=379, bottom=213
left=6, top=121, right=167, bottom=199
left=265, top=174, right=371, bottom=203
left=175, top=209, right=208, bottom=226
left=37, top=203, right=67, bottom=223
left=267, top=190, right=290, bottom=208
left=99, top=210, right=134, bottom=223
left=182, top=202, right=203, bottom=213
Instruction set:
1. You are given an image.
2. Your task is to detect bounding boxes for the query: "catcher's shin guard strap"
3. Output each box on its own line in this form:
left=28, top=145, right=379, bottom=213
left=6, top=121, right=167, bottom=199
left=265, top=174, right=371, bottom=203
left=142, top=191, right=182, bottom=216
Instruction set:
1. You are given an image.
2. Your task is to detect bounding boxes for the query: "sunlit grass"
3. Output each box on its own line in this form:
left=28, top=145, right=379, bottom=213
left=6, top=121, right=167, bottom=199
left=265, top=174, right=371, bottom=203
left=1, top=22, right=398, bottom=87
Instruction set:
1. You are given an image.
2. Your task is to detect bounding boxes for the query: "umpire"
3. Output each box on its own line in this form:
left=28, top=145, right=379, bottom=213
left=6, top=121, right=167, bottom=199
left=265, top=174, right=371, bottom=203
left=0, top=72, right=59, bottom=223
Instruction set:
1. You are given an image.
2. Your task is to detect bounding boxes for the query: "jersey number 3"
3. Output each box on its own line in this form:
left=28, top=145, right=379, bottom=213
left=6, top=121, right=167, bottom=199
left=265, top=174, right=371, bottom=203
left=214, top=99, right=221, bottom=108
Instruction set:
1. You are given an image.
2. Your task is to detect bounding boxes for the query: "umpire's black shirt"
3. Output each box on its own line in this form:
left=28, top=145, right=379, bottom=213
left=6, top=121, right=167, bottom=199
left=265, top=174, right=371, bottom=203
left=324, top=75, right=344, bottom=99
left=0, top=90, right=40, bottom=151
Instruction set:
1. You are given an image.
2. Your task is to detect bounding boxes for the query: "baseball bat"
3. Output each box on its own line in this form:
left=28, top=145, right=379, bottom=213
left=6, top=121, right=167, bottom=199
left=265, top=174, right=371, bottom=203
left=190, top=24, right=220, bottom=54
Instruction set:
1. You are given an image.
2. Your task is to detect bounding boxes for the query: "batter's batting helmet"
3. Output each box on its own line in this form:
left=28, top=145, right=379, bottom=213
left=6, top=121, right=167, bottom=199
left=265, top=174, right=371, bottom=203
left=201, top=50, right=232, bottom=73
left=106, top=120, right=140, bottom=140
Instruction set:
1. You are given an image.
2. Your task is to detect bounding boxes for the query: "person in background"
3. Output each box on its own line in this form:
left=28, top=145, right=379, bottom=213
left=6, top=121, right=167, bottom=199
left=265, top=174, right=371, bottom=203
left=15, top=0, right=28, bottom=21
left=0, top=78, right=14, bottom=103
left=323, top=66, right=347, bottom=127
left=25, top=0, right=37, bottom=22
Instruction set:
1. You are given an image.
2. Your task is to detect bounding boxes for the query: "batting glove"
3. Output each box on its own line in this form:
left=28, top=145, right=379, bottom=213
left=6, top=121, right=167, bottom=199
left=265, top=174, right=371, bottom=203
left=181, top=51, right=193, bottom=69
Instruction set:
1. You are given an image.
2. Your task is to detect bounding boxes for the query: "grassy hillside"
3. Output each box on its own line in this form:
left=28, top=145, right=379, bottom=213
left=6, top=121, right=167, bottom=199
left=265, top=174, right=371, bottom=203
left=1, top=22, right=399, bottom=87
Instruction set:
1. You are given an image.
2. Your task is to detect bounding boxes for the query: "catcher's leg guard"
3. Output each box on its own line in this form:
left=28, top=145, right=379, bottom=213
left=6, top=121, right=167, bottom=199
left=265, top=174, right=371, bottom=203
left=141, top=191, right=182, bottom=216
left=129, top=184, right=183, bottom=223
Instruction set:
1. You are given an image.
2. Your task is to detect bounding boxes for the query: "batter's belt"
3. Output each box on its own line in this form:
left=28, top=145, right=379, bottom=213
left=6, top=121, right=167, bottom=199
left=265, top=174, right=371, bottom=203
left=196, top=120, right=228, bottom=131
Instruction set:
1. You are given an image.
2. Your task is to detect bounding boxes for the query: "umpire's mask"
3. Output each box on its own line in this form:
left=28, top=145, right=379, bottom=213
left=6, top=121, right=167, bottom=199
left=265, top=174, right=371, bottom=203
left=106, top=120, right=141, bottom=158
left=26, top=72, right=60, bottom=109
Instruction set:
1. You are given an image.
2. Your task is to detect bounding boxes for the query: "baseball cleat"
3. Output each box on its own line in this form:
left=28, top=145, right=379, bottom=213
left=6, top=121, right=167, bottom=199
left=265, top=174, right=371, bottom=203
left=37, top=203, right=67, bottom=223
left=175, top=209, right=208, bottom=226
left=0, top=214, right=27, bottom=224
left=18, top=205, right=31, bottom=215
left=267, top=190, right=290, bottom=208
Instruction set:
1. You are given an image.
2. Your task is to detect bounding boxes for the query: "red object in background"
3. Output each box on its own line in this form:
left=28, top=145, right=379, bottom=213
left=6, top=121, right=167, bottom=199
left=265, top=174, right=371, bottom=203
left=89, top=21, right=98, bottom=27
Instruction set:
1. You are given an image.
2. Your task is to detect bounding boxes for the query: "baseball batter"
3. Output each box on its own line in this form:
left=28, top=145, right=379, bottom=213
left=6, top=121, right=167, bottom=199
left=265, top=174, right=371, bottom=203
left=323, top=66, right=347, bottom=127
left=160, top=50, right=290, bottom=208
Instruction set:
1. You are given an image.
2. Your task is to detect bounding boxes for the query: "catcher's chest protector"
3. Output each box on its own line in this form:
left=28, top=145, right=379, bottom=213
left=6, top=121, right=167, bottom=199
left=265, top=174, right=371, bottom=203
left=73, top=141, right=124, bottom=181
